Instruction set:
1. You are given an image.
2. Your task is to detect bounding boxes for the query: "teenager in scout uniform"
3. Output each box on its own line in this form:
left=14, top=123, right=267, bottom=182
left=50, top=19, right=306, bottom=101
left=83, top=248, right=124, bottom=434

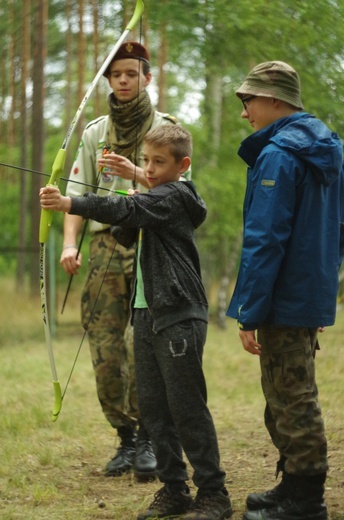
left=61, top=41, right=187, bottom=479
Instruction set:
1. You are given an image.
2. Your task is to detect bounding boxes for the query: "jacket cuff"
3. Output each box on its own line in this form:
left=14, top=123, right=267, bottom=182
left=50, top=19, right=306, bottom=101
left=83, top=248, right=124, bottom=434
left=237, top=320, right=258, bottom=331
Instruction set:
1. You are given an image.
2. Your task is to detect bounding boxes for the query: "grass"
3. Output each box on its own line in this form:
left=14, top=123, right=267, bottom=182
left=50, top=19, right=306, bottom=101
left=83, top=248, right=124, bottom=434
left=1, top=278, right=344, bottom=519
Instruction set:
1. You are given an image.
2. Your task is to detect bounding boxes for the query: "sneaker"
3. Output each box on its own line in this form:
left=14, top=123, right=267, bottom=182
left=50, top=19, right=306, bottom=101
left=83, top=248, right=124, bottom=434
left=183, top=488, right=233, bottom=519
left=137, top=485, right=192, bottom=520
left=243, top=498, right=328, bottom=520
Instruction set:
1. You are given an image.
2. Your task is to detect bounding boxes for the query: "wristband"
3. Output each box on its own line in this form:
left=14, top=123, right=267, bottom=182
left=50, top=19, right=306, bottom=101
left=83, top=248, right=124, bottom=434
left=63, top=245, right=77, bottom=250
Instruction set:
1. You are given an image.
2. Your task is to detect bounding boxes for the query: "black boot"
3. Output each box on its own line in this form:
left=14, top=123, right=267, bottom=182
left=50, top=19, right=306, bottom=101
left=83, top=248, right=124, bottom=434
left=134, top=420, right=157, bottom=481
left=247, top=457, right=288, bottom=510
left=105, top=426, right=137, bottom=477
left=243, top=473, right=328, bottom=520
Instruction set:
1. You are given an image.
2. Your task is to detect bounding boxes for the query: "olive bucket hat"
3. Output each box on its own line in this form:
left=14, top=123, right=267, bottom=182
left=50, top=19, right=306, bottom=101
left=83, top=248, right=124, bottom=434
left=236, top=61, right=304, bottom=110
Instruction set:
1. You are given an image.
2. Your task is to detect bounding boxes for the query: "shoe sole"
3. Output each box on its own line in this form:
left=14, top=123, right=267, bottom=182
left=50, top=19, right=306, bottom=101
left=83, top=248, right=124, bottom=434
left=105, top=467, right=132, bottom=477
left=184, top=506, right=233, bottom=519
left=243, top=508, right=327, bottom=520
left=134, top=469, right=157, bottom=482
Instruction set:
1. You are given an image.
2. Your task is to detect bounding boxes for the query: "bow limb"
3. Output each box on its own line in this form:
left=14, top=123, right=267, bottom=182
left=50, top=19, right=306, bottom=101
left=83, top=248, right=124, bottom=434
left=39, top=151, right=65, bottom=422
left=39, top=0, right=144, bottom=422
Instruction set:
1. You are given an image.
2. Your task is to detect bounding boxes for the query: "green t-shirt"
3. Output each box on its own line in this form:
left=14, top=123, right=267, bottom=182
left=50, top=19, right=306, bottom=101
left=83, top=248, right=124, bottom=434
left=134, top=230, right=148, bottom=308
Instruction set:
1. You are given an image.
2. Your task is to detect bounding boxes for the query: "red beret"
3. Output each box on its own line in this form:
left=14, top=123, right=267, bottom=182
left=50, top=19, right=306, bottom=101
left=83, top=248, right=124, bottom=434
left=104, top=41, right=150, bottom=76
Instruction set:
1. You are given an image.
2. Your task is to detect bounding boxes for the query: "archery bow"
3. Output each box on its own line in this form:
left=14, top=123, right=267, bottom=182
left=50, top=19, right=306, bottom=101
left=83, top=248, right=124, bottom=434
left=39, top=0, right=144, bottom=422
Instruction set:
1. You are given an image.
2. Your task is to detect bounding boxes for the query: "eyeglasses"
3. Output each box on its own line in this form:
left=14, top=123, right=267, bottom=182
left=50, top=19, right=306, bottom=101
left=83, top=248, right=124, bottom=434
left=241, top=95, right=256, bottom=110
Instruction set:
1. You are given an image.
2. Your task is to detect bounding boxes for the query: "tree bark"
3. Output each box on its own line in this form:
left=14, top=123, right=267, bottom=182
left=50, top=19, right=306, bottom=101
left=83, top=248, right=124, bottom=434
left=157, top=21, right=168, bottom=113
left=30, top=0, right=48, bottom=295
left=91, top=0, right=101, bottom=118
left=8, top=0, right=16, bottom=148
left=16, top=0, right=31, bottom=290
left=65, top=0, right=74, bottom=170
left=76, top=0, right=86, bottom=139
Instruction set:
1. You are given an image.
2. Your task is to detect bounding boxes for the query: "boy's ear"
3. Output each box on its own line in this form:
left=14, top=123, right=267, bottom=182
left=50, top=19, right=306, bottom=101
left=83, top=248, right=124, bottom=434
left=180, top=156, right=191, bottom=173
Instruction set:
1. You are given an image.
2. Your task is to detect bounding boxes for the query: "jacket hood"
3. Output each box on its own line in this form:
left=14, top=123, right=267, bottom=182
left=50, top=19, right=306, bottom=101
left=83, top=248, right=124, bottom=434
left=173, top=181, right=207, bottom=229
left=240, top=112, right=343, bottom=186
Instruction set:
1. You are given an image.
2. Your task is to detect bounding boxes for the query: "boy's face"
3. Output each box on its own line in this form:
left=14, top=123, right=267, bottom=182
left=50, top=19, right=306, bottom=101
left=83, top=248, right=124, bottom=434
left=143, top=143, right=186, bottom=189
left=108, top=58, right=151, bottom=103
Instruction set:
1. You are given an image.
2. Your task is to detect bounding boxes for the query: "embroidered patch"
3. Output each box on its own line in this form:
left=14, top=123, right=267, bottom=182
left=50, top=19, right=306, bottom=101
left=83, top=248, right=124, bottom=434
left=168, top=339, right=187, bottom=357
left=261, top=179, right=275, bottom=187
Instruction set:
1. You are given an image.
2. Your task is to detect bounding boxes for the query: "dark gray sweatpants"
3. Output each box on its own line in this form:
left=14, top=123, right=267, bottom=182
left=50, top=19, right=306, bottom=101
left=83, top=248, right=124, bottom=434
left=133, top=309, right=226, bottom=490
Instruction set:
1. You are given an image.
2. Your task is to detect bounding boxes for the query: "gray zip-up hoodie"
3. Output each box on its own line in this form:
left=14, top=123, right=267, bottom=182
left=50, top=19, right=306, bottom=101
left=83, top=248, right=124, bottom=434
left=70, top=181, right=208, bottom=332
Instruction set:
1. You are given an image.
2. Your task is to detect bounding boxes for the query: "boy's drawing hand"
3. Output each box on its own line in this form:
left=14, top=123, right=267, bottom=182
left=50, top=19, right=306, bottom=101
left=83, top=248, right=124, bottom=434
left=39, top=186, right=72, bottom=213
left=127, top=188, right=139, bottom=196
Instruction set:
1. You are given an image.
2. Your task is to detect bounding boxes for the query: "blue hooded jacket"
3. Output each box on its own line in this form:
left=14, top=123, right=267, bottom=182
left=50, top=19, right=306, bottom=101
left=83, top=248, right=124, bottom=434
left=227, top=112, right=344, bottom=330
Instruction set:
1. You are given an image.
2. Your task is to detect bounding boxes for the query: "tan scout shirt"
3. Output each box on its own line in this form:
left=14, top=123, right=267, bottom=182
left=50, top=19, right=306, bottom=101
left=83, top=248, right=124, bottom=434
left=66, top=111, right=185, bottom=233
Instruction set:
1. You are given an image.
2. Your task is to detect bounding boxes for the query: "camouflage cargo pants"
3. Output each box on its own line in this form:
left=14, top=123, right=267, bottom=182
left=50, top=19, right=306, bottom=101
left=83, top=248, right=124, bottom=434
left=81, top=231, right=138, bottom=430
left=258, top=325, right=328, bottom=475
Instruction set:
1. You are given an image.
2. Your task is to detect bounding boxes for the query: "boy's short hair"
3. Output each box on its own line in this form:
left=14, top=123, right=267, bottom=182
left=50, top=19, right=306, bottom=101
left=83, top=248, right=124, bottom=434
left=143, top=125, right=192, bottom=162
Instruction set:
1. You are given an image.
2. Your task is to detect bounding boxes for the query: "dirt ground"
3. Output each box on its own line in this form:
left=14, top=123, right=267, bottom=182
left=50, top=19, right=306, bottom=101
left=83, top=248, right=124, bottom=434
left=37, top=409, right=344, bottom=520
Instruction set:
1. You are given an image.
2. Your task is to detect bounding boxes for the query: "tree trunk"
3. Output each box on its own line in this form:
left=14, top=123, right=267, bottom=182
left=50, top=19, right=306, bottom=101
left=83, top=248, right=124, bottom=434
left=217, top=233, right=242, bottom=329
left=30, top=0, right=48, bottom=295
left=76, top=0, right=86, bottom=139
left=8, top=0, right=16, bottom=148
left=203, top=69, right=223, bottom=168
left=16, top=0, right=31, bottom=290
left=157, top=21, right=168, bottom=113
left=91, top=0, right=101, bottom=118
left=65, top=0, right=74, bottom=170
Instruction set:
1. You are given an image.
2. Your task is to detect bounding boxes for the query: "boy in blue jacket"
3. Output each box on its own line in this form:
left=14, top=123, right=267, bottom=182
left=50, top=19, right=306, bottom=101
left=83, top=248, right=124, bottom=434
left=40, top=124, right=232, bottom=520
left=227, top=61, right=344, bottom=520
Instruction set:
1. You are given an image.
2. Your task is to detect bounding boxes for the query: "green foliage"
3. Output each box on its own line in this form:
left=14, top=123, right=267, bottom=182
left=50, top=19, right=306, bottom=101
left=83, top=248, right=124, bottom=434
left=1, top=0, right=344, bottom=286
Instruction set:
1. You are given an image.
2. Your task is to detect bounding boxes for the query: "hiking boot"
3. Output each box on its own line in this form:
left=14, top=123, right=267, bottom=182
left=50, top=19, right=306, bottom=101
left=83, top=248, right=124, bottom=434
left=247, top=457, right=288, bottom=510
left=244, top=473, right=328, bottom=520
left=246, top=476, right=289, bottom=510
left=243, top=498, right=328, bottom=520
left=137, top=484, right=192, bottom=520
left=134, top=421, right=157, bottom=481
left=104, top=426, right=137, bottom=477
left=183, top=488, right=233, bottom=519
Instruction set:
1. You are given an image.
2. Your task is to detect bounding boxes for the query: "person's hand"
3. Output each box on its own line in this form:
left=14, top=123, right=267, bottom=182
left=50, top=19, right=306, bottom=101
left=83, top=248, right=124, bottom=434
left=98, top=152, right=136, bottom=180
left=239, top=329, right=261, bottom=356
left=39, top=186, right=72, bottom=213
left=319, top=327, right=326, bottom=333
left=60, top=245, right=82, bottom=275
left=127, top=188, right=139, bottom=196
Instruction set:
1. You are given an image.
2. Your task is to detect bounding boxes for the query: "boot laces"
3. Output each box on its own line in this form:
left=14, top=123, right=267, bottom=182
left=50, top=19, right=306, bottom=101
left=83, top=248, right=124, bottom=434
left=192, top=490, right=225, bottom=512
left=150, top=486, right=186, bottom=508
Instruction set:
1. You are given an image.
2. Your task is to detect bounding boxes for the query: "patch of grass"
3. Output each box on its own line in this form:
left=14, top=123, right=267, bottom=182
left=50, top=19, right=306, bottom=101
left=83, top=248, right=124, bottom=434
left=1, top=280, right=344, bottom=519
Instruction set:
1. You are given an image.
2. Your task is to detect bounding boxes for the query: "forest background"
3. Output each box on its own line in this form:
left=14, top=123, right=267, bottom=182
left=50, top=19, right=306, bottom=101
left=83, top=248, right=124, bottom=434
left=1, top=2, right=344, bottom=518
left=1, top=0, right=344, bottom=320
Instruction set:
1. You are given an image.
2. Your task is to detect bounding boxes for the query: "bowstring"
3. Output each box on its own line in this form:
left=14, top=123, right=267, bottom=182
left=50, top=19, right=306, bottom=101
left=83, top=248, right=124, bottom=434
left=0, top=160, right=121, bottom=195
left=60, top=8, right=144, bottom=403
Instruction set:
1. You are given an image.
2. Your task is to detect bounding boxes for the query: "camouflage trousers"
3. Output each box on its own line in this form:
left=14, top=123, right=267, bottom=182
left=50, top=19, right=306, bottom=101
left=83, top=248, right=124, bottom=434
left=81, top=231, right=138, bottom=430
left=258, top=325, right=328, bottom=475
